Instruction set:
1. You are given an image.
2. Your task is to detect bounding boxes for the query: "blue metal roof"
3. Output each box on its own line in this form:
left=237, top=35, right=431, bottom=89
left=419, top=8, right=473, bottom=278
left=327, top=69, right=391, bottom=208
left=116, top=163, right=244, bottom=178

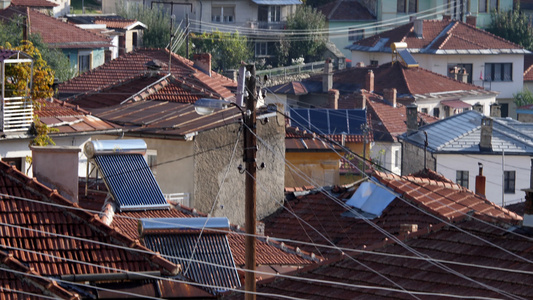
left=93, top=154, right=170, bottom=211
left=289, top=108, right=366, bottom=135
left=144, top=232, right=241, bottom=293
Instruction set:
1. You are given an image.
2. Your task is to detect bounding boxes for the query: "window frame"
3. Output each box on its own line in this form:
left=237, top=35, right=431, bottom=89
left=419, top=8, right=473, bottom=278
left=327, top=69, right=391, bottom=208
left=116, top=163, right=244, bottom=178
left=456, top=170, right=469, bottom=188
left=484, top=63, right=512, bottom=82
left=255, top=41, right=268, bottom=57
left=504, top=170, right=516, bottom=194
left=211, top=6, right=235, bottom=23
left=348, top=28, right=364, bottom=41
left=78, top=52, right=92, bottom=74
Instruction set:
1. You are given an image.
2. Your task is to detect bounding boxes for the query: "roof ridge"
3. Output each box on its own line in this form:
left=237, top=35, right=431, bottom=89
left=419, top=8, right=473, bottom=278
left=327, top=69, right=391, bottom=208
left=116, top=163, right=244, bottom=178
left=459, top=19, right=526, bottom=49
left=492, top=118, right=533, bottom=148
left=423, top=21, right=456, bottom=52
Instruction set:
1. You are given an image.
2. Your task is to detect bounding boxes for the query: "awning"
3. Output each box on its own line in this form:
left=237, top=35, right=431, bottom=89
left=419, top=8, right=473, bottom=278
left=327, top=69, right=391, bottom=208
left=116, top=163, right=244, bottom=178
left=252, top=0, right=301, bottom=4
left=441, top=99, right=472, bottom=109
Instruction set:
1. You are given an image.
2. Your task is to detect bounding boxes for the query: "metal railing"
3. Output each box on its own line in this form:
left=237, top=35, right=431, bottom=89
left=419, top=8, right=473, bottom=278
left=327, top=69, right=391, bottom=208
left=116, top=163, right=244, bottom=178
left=256, top=61, right=325, bottom=79
left=164, top=192, right=190, bottom=207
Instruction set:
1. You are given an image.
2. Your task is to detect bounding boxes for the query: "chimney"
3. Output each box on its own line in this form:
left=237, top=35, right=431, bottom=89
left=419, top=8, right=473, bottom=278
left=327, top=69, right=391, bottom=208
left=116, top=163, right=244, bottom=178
left=193, top=53, right=212, bottom=77
left=365, top=70, right=374, bottom=92
left=0, top=0, right=10, bottom=8
left=466, top=15, right=477, bottom=26
left=400, top=224, right=418, bottom=235
left=490, top=103, right=501, bottom=118
left=523, top=159, right=533, bottom=227
left=442, top=15, right=451, bottom=22
left=31, top=146, right=81, bottom=203
left=475, top=162, right=486, bottom=197
left=479, top=117, right=493, bottom=152
left=414, top=19, right=423, bottom=38
left=384, top=88, right=397, bottom=107
left=328, top=89, right=339, bottom=109
left=323, top=58, right=333, bottom=92
left=406, top=104, right=418, bottom=134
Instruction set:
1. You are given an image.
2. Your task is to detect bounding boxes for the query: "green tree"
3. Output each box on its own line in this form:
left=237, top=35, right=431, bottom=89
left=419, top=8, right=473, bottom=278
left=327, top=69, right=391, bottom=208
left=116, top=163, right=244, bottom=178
left=191, top=30, right=252, bottom=71
left=514, top=88, right=533, bottom=108
left=486, top=3, right=533, bottom=51
left=116, top=2, right=174, bottom=49
left=283, top=5, right=327, bottom=65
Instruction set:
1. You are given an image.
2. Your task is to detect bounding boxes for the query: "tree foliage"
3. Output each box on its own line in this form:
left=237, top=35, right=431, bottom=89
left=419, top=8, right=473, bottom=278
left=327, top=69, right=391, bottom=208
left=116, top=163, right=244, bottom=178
left=116, top=2, right=174, bottom=49
left=514, top=88, right=533, bottom=107
left=0, top=16, right=75, bottom=82
left=283, top=5, right=327, bottom=65
left=486, top=3, right=533, bottom=51
left=190, top=30, right=252, bottom=71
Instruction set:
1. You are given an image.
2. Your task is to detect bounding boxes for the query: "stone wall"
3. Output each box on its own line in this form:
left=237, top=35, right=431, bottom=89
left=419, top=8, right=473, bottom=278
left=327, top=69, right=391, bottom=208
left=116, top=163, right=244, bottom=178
left=401, top=142, right=436, bottom=176
left=193, top=115, right=285, bottom=226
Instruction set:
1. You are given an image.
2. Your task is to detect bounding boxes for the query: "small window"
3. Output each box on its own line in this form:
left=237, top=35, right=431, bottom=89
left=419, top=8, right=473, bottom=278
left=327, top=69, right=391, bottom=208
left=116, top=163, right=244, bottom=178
left=79, top=54, right=91, bottom=73
left=456, top=170, right=469, bottom=188
left=484, top=63, right=512, bottom=82
left=397, top=0, right=406, bottom=13
left=255, top=42, right=268, bottom=56
left=370, top=60, right=378, bottom=67
left=504, top=170, right=515, bottom=194
left=433, top=107, right=440, bottom=118
left=269, top=5, right=280, bottom=22
left=4, top=157, right=22, bottom=171
left=479, top=0, right=487, bottom=12
left=421, top=108, right=428, bottom=114
left=212, top=6, right=234, bottom=23
left=408, top=0, right=417, bottom=12
left=348, top=28, right=364, bottom=41
left=146, top=150, right=157, bottom=177
left=394, top=150, right=400, bottom=168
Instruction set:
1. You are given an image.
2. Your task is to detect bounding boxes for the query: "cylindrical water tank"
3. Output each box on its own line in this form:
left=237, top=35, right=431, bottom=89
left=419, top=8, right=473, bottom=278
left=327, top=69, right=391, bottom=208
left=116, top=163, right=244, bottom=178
left=84, top=139, right=147, bottom=158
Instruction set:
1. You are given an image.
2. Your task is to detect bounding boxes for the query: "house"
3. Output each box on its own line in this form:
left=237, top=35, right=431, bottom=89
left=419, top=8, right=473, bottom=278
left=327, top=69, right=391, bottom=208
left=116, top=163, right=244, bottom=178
left=9, top=0, right=69, bottom=17
left=399, top=109, right=533, bottom=206
left=0, top=5, right=111, bottom=74
left=347, top=17, right=530, bottom=118
left=338, top=89, right=439, bottom=175
left=57, top=49, right=284, bottom=226
left=317, top=0, right=376, bottom=59
left=268, top=59, right=499, bottom=118
left=66, top=15, right=147, bottom=59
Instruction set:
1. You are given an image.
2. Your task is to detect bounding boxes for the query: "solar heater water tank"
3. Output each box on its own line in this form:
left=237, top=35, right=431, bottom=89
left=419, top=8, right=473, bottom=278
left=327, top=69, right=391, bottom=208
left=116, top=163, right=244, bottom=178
left=84, top=139, right=147, bottom=159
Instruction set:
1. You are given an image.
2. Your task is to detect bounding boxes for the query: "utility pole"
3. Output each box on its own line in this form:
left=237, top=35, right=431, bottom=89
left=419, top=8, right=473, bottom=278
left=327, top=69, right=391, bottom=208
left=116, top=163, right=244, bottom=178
left=244, top=64, right=257, bottom=300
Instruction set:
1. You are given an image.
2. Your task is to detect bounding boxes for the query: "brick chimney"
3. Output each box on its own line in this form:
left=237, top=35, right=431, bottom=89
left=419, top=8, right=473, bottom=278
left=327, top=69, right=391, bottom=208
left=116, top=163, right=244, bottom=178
left=442, top=15, right=451, bottom=22
left=475, top=162, right=486, bottom=197
left=193, top=53, right=212, bottom=77
left=406, top=104, right=418, bottom=134
left=365, top=70, right=374, bottom=92
left=323, top=58, right=333, bottom=92
left=523, top=159, right=533, bottom=227
left=466, top=15, right=477, bottom=26
left=479, top=117, right=493, bottom=152
left=384, top=88, right=397, bottom=107
left=490, top=103, right=501, bottom=118
left=328, top=89, right=339, bottom=109
left=31, top=146, right=81, bottom=203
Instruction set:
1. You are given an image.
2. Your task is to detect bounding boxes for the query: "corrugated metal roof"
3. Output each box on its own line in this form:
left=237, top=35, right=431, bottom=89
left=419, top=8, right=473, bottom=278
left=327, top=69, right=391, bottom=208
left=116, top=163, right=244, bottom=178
left=144, top=232, right=241, bottom=293
left=289, top=108, right=366, bottom=135
left=93, top=154, right=170, bottom=211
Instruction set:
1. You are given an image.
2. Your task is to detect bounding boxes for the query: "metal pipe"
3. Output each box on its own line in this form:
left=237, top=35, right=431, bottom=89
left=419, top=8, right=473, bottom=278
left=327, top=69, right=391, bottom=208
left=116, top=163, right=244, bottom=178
left=61, top=271, right=161, bottom=282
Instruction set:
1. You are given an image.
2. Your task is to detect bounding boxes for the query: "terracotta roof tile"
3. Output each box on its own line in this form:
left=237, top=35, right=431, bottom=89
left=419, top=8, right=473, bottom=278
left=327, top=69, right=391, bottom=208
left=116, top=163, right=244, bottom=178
left=11, top=0, right=57, bottom=7
left=94, top=18, right=138, bottom=29
left=524, top=54, right=533, bottom=81
left=0, top=7, right=110, bottom=49
left=58, top=49, right=236, bottom=100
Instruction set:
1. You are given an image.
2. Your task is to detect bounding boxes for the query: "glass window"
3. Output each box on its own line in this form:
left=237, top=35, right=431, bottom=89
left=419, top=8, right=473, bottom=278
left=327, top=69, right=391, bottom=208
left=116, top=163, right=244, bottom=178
left=349, top=28, right=364, bottom=41
left=433, top=107, right=440, bottom=118
left=212, top=6, right=234, bottom=23
left=79, top=54, right=90, bottom=73
left=269, top=6, right=280, bottom=22
left=255, top=42, right=268, bottom=56
left=397, top=0, right=406, bottom=13
left=489, top=0, right=498, bottom=10
left=484, top=63, right=512, bottom=82
left=394, top=150, right=400, bottom=168
left=504, top=170, right=515, bottom=193
left=479, top=0, right=487, bottom=12
left=456, top=170, right=469, bottom=188
left=408, top=0, right=417, bottom=12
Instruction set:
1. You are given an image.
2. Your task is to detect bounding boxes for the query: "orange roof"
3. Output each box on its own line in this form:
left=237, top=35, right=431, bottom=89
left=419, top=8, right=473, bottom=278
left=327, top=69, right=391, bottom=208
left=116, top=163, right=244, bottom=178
left=94, top=18, right=139, bottom=29
left=11, top=0, right=57, bottom=7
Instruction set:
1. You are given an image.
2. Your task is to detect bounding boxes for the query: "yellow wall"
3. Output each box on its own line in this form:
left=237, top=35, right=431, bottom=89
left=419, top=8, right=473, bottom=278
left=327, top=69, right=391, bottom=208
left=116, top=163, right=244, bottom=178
left=285, top=151, right=341, bottom=187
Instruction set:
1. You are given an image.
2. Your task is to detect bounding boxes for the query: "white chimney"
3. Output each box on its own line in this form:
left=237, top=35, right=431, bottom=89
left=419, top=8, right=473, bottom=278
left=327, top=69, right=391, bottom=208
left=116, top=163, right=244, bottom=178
left=31, top=146, right=80, bottom=203
left=414, top=19, right=423, bottom=38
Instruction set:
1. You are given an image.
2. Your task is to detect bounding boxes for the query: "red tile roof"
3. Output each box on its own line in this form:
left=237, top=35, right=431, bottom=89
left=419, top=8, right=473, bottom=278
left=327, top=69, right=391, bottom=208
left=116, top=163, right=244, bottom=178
left=263, top=170, right=521, bottom=258
left=317, top=0, right=375, bottom=21
left=59, top=49, right=236, bottom=100
left=11, top=0, right=57, bottom=7
left=94, top=18, right=138, bottom=29
left=351, top=19, right=524, bottom=52
left=35, top=98, right=120, bottom=133
left=524, top=54, right=533, bottom=81
left=251, top=218, right=533, bottom=299
left=0, top=7, right=110, bottom=49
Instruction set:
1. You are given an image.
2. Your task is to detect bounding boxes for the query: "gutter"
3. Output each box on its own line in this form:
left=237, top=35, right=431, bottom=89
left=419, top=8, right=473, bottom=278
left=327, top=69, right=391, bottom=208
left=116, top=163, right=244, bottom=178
left=60, top=271, right=162, bottom=282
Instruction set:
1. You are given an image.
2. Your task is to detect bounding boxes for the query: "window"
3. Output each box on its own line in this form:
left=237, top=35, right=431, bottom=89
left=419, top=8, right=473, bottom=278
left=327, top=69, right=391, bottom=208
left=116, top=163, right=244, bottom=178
left=79, top=53, right=91, bottom=73
left=479, top=0, right=498, bottom=12
left=408, top=0, right=417, bottom=12
left=504, top=171, right=516, bottom=193
left=255, top=42, right=268, bottom=56
left=394, top=150, right=400, bottom=168
left=146, top=150, right=157, bottom=177
left=258, top=5, right=280, bottom=23
left=456, top=170, right=469, bottom=188
left=397, top=0, right=406, bottom=12
left=212, top=6, right=234, bottom=23
left=348, top=28, right=364, bottom=41
left=447, top=63, right=473, bottom=83
left=132, top=32, right=138, bottom=48
left=484, top=63, right=512, bottom=82
left=433, top=107, right=440, bottom=118
left=4, top=157, right=22, bottom=172
left=421, top=108, right=428, bottom=114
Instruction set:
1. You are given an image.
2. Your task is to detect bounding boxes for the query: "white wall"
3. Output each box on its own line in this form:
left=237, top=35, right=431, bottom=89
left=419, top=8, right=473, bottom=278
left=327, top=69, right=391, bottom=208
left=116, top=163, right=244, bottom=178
left=371, top=141, right=402, bottom=175
left=436, top=153, right=529, bottom=206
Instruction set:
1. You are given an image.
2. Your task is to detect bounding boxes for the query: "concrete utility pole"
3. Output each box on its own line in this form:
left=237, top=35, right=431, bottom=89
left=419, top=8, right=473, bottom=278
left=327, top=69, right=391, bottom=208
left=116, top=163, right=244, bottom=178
left=244, top=64, right=257, bottom=300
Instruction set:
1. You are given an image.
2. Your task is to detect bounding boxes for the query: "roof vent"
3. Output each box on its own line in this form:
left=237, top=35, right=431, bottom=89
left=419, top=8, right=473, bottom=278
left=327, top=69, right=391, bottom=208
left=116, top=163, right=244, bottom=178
left=145, top=59, right=164, bottom=71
